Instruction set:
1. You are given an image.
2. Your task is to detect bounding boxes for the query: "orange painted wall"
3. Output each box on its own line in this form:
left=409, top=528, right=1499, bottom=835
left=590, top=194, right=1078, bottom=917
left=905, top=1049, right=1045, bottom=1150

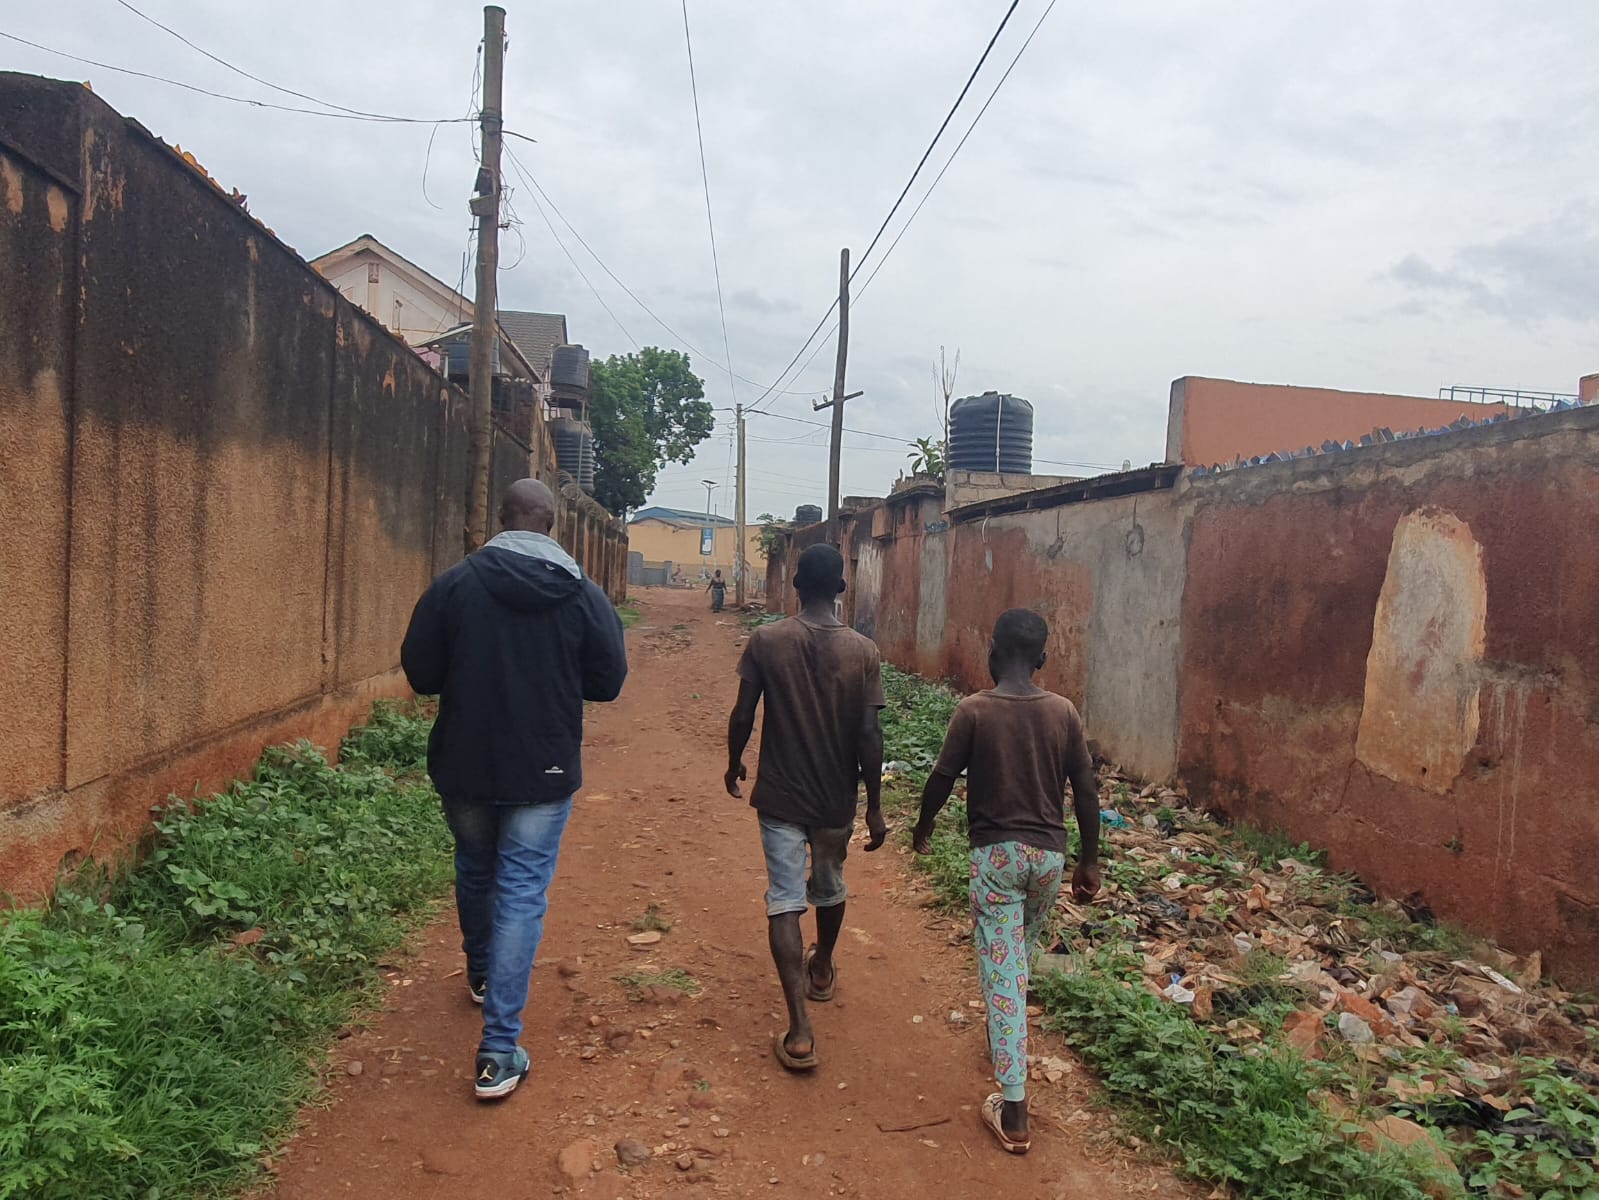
left=1167, top=376, right=1510, bottom=467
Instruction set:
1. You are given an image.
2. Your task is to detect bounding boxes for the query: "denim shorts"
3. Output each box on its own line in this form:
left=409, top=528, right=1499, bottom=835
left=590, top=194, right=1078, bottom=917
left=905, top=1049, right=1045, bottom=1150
left=758, top=814, right=852, bottom=916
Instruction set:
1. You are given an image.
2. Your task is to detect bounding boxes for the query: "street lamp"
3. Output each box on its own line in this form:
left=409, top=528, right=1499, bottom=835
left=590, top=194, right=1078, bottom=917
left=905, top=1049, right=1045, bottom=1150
left=701, top=479, right=719, bottom=516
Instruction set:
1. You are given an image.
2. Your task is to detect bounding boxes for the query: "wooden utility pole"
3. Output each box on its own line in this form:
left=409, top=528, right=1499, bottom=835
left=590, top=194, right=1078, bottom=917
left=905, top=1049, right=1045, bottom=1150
left=814, top=247, right=856, bottom=541
left=734, top=403, right=747, bottom=607
left=464, top=5, right=506, bottom=554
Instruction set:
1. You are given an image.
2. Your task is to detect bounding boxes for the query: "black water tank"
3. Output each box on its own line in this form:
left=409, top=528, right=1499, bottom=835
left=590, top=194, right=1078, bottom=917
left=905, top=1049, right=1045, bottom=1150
left=551, top=417, right=596, bottom=494
left=949, top=391, right=1033, bottom=473
left=794, top=504, right=822, bottom=526
left=551, top=344, right=590, bottom=390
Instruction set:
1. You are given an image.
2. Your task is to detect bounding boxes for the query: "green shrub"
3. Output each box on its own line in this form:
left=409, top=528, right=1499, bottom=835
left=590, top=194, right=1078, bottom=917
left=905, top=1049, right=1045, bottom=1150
left=0, top=708, right=445, bottom=1200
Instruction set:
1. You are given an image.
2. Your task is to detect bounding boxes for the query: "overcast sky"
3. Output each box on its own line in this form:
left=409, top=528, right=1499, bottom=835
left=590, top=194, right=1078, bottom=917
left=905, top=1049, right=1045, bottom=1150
left=8, top=1, right=1597, bottom=519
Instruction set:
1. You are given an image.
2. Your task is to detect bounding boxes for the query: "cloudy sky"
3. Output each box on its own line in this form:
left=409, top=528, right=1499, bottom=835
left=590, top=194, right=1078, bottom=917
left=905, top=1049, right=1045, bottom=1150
left=7, top=1, right=1597, bottom=519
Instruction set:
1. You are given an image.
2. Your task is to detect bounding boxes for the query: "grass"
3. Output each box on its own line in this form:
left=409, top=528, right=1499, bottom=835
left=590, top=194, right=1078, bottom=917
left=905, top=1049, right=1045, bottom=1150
left=0, top=701, right=449, bottom=1200
left=616, top=599, right=642, bottom=628
left=1035, top=957, right=1455, bottom=1200
left=615, top=968, right=701, bottom=1001
left=878, top=666, right=968, bottom=908
left=631, top=903, right=672, bottom=934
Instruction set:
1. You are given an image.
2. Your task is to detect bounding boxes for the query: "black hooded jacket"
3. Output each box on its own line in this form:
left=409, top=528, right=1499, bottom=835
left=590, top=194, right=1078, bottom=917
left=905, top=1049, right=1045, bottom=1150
left=401, top=532, right=628, bottom=805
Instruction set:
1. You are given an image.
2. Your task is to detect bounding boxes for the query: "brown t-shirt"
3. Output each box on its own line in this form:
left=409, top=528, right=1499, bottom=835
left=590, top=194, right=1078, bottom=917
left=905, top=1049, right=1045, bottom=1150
left=736, top=616, right=886, bottom=829
left=932, top=690, right=1092, bottom=853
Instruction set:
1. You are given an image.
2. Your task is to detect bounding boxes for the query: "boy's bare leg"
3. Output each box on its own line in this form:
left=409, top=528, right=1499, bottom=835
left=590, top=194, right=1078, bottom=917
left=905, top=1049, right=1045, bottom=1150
left=810, top=901, right=844, bottom=992
left=769, top=912, right=812, bottom=1056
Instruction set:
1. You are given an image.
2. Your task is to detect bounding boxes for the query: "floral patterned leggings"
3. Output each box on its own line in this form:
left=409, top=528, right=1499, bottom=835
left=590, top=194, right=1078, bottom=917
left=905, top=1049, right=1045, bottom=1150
left=970, top=840, right=1066, bottom=1102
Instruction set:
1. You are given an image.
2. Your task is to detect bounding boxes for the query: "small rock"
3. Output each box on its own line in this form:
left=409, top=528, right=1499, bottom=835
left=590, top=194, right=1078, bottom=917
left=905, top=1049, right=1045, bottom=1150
left=675, top=1152, right=695, bottom=1170
left=911, top=1015, right=924, bottom=1024
left=580, top=1046, right=598, bottom=1061
left=715, top=1128, right=730, bottom=1138
left=614, top=1137, right=652, bottom=1167
left=589, top=1015, right=603, bottom=1027
left=676, top=1116, right=691, bottom=1127
left=556, top=1140, right=598, bottom=1182
left=1337, top=1012, right=1375, bottom=1044
left=947, top=1010, right=967, bottom=1024
left=344, top=1061, right=364, bottom=1077
left=627, top=930, right=663, bottom=947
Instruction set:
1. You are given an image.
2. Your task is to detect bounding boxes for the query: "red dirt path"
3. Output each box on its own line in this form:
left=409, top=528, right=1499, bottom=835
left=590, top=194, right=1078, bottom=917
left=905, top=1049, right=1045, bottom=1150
left=267, top=588, right=1196, bottom=1200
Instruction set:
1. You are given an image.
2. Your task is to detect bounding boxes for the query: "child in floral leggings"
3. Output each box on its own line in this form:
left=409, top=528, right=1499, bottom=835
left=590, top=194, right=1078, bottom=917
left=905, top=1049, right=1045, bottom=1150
left=913, top=609, right=1101, bottom=1154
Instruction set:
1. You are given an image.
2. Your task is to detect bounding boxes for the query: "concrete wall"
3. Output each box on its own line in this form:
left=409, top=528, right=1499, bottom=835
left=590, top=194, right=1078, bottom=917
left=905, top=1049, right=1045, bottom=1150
left=944, top=469, right=1080, bottom=511
left=0, top=75, right=625, bottom=898
left=1178, top=405, right=1599, bottom=979
left=1168, top=376, right=1511, bottom=467
left=772, top=401, right=1599, bottom=980
left=626, top=519, right=765, bottom=583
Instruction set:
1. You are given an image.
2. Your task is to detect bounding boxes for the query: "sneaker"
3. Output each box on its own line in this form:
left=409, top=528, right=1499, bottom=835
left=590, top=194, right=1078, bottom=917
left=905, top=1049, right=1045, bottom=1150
left=474, top=1046, right=530, bottom=1100
left=468, top=975, right=487, bottom=1005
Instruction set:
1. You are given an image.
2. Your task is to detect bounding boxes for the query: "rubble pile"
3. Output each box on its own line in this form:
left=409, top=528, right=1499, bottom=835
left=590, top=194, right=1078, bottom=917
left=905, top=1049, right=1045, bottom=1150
left=1051, top=770, right=1599, bottom=1182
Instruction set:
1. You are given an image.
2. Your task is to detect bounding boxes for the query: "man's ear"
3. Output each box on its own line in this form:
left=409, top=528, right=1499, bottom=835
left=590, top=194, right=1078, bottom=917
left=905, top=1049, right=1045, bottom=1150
left=1036, top=650, right=1048, bottom=670
left=836, top=578, right=846, bottom=594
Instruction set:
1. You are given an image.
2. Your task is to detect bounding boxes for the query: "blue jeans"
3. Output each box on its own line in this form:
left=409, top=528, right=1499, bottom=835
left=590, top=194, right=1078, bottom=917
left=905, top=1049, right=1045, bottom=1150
left=441, top=795, right=573, bottom=1054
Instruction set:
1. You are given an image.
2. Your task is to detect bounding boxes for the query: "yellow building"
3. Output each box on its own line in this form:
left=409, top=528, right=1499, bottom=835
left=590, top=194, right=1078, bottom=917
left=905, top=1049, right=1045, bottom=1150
left=627, top=507, right=765, bottom=587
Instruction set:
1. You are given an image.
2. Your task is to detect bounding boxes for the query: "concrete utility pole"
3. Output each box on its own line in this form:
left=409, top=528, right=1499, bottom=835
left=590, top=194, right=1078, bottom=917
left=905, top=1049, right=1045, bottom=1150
left=812, top=248, right=863, bottom=543
left=734, top=403, right=747, bottom=606
left=464, top=5, right=506, bottom=554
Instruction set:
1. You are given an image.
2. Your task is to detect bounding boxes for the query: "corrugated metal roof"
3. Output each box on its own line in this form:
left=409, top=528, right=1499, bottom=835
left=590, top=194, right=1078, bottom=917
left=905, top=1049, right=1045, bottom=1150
left=629, top=505, right=734, bottom=528
left=498, top=311, right=568, bottom=377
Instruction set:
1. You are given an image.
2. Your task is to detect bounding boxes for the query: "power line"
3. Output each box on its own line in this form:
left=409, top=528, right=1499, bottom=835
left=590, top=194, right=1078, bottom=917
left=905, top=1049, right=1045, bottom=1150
left=111, top=0, right=438, bottom=122
left=500, top=142, right=817, bottom=396
left=679, top=0, right=739, bottom=408
left=505, top=154, right=640, bottom=350
left=745, top=0, right=1021, bottom=412
left=0, top=30, right=475, bottom=123
left=847, top=0, right=1018, bottom=289
left=748, top=408, right=1117, bottom=471
left=737, top=0, right=1057, bottom=409
left=857, top=0, right=1060, bottom=299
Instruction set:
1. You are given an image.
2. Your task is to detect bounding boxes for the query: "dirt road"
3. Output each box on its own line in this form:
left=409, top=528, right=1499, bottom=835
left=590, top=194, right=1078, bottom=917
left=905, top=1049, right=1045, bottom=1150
left=268, top=588, right=1193, bottom=1200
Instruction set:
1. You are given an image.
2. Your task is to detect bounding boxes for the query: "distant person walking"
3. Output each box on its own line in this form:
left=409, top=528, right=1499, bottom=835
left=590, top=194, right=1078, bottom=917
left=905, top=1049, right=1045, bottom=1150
left=401, top=478, right=628, bottom=1101
left=707, top=568, right=727, bottom=613
left=724, top=544, right=886, bottom=1071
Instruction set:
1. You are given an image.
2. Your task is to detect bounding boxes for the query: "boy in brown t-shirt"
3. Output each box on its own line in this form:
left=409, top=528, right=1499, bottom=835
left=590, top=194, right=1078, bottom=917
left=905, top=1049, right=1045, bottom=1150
left=726, top=544, right=887, bottom=1073
left=913, top=608, right=1100, bottom=1154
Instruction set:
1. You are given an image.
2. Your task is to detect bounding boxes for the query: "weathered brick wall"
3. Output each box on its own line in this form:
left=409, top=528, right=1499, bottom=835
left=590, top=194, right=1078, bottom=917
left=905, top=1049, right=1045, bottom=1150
left=0, top=76, right=624, bottom=897
left=1179, top=406, right=1599, bottom=980
left=777, top=407, right=1599, bottom=981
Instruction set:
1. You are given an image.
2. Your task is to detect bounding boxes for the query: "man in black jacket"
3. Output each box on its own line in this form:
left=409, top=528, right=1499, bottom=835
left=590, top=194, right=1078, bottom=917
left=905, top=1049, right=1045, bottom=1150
left=402, top=478, right=627, bottom=1100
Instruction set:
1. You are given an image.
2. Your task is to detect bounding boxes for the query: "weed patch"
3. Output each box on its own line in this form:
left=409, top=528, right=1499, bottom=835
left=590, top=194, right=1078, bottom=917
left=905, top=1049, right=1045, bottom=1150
left=1036, top=957, right=1453, bottom=1199
left=616, top=968, right=701, bottom=1000
left=0, top=702, right=448, bottom=1200
left=631, top=903, right=672, bottom=934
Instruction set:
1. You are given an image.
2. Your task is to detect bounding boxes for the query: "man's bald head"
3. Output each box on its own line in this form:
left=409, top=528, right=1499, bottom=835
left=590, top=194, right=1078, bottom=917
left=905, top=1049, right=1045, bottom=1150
left=499, top=478, right=557, bottom=535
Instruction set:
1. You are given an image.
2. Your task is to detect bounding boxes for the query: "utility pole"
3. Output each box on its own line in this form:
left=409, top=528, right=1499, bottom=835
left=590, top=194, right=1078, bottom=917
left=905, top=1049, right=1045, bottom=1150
left=813, top=247, right=860, bottom=542
left=734, top=403, right=747, bottom=607
left=464, top=5, right=505, bottom=554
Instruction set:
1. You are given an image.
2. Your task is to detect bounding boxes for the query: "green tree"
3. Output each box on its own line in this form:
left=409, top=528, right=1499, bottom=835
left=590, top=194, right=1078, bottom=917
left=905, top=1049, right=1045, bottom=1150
left=588, top=348, right=713, bottom=513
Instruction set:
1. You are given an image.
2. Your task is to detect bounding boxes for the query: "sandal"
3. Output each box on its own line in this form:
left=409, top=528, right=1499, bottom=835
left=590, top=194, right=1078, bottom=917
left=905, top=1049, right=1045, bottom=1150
left=803, top=945, right=836, bottom=1003
left=981, top=1093, right=1031, bottom=1155
left=773, top=1032, right=819, bottom=1073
